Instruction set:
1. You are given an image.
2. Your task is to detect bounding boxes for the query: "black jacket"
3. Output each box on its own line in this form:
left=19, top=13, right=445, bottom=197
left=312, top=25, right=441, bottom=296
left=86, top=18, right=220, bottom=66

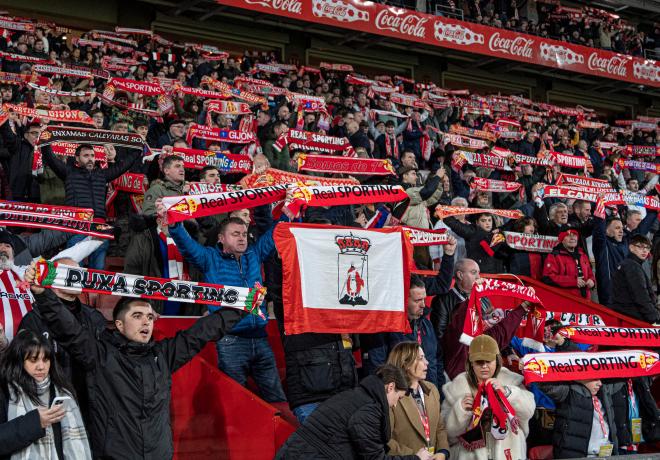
left=430, top=287, right=468, bottom=340
left=443, top=217, right=505, bottom=274
left=541, top=381, right=621, bottom=459
left=34, top=289, right=242, bottom=460
left=275, top=375, right=418, bottom=460
left=283, top=335, right=357, bottom=410
left=0, top=384, right=45, bottom=460
left=41, top=145, right=139, bottom=220
left=18, top=297, right=106, bottom=426
left=0, top=123, right=39, bottom=201
left=610, top=253, right=660, bottom=324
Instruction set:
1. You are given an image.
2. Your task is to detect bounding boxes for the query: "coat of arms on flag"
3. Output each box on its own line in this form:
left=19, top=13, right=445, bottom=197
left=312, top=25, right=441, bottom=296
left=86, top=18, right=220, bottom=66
left=274, top=223, right=412, bottom=335
left=336, top=234, right=369, bottom=306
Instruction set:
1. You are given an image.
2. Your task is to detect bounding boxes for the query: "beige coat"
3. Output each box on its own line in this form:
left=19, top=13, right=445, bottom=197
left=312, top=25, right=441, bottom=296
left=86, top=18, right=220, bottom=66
left=401, top=183, right=444, bottom=229
left=441, top=368, right=535, bottom=460
left=388, top=381, right=449, bottom=456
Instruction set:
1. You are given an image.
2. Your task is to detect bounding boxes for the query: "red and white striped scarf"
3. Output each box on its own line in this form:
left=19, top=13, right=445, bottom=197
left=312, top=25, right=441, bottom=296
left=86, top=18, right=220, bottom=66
left=385, top=135, right=399, bottom=159
left=0, top=269, right=33, bottom=341
left=158, top=231, right=189, bottom=281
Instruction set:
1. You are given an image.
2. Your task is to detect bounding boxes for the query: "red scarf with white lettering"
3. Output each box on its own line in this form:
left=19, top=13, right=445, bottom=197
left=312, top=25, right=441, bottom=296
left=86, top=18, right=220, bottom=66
left=273, top=130, right=355, bottom=156
left=158, top=230, right=189, bottom=281
left=461, top=279, right=544, bottom=351
left=469, top=177, right=522, bottom=200
left=522, top=350, right=660, bottom=384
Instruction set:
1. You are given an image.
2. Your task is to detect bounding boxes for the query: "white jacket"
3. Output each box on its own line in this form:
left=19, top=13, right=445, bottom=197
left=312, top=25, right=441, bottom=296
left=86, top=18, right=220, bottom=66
left=441, top=368, right=535, bottom=460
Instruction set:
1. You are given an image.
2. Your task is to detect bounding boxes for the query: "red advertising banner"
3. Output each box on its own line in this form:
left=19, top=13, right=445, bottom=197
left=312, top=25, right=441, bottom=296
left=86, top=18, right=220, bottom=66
left=216, top=0, right=660, bottom=88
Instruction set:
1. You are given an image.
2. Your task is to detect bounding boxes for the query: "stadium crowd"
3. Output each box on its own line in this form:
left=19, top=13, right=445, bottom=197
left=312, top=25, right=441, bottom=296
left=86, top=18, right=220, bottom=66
left=0, top=9, right=657, bottom=460
left=380, top=0, right=659, bottom=58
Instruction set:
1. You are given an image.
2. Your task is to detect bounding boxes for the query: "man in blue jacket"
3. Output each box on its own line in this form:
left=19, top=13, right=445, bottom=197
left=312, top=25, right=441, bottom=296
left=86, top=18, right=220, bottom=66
left=157, top=200, right=286, bottom=403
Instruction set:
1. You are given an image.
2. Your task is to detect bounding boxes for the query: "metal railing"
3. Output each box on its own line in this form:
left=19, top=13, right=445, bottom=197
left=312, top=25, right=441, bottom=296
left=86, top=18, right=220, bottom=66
left=433, top=2, right=464, bottom=20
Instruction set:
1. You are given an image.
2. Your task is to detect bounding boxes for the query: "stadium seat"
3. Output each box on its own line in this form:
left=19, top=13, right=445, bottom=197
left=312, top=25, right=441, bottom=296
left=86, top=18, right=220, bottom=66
left=528, top=445, right=553, bottom=460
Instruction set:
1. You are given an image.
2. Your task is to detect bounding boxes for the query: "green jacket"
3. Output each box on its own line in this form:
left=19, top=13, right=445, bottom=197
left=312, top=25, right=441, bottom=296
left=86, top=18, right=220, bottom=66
left=142, top=179, right=185, bottom=217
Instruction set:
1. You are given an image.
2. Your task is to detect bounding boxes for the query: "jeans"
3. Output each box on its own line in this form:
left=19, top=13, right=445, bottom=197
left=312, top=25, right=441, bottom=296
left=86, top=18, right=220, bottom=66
left=67, top=234, right=110, bottom=270
left=292, top=403, right=319, bottom=424
left=216, top=335, right=286, bottom=403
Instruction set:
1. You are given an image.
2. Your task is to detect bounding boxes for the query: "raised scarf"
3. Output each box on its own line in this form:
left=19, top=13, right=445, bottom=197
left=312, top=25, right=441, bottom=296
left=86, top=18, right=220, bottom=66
left=523, top=350, right=660, bottom=384
left=35, top=260, right=266, bottom=316
left=240, top=168, right=359, bottom=189
left=296, top=153, right=395, bottom=176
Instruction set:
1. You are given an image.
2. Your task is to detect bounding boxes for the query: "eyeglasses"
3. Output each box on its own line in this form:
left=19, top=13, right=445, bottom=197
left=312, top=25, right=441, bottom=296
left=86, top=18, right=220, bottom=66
left=632, top=244, right=651, bottom=251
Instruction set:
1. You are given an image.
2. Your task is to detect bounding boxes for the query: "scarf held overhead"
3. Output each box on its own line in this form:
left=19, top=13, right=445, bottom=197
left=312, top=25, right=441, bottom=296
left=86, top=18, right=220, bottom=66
left=296, top=153, right=395, bottom=176
left=461, top=279, right=544, bottom=350
left=38, top=126, right=147, bottom=150
left=559, top=326, right=660, bottom=347
left=163, top=185, right=288, bottom=224
left=35, top=260, right=266, bottom=317
left=522, top=350, right=660, bottom=384
left=0, top=209, right=113, bottom=239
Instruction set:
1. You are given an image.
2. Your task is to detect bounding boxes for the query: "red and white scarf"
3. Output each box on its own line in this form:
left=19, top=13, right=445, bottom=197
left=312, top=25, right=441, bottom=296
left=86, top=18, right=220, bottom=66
left=158, top=230, right=189, bottom=281
left=469, top=177, right=522, bottom=200
left=523, top=350, right=660, bottom=384
left=461, top=279, right=544, bottom=350
left=384, top=135, right=400, bottom=160
left=459, top=381, right=520, bottom=451
left=0, top=269, right=33, bottom=341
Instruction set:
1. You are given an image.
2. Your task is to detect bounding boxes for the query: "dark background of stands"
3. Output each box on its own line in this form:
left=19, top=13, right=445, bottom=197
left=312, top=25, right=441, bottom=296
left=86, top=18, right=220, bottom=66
left=2, top=0, right=660, bottom=119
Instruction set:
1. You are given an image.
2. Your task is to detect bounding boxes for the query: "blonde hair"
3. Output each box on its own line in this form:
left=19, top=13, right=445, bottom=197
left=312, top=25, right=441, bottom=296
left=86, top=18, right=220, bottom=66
left=387, top=341, right=422, bottom=386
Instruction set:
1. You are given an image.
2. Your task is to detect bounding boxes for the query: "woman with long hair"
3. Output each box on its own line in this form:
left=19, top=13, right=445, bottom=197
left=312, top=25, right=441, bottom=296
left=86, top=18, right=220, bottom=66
left=442, top=335, right=535, bottom=459
left=0, top=330, right=91, bottom=459
left=502, top=216, right=545, bottom=279
left=387, top=342, right=450, bottom=460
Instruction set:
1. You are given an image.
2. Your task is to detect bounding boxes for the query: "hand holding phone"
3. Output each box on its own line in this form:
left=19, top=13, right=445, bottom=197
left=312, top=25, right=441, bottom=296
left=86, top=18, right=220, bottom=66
left=50, top=396, right=72, bottom=411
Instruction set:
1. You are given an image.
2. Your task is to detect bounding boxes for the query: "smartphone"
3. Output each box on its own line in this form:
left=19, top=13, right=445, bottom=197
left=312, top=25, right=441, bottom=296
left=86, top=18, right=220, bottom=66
left=50, top=396, right=72, bottom=410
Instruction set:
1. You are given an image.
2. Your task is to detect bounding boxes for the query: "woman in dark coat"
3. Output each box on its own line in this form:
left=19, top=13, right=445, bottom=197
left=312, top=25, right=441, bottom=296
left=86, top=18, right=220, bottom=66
left=443, top=213, right=506, bottom=274
left=275, top=365, right=430, bottom=460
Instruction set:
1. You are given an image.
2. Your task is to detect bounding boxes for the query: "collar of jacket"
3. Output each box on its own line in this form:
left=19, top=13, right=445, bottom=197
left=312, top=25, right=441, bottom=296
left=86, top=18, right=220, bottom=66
left=628, top=253, right=646, bottom=264
left=553, top=245, right=582, bottom=257
left=109, top=330, right=156, bottom=355
left=163, top=179, right=184, bottom=191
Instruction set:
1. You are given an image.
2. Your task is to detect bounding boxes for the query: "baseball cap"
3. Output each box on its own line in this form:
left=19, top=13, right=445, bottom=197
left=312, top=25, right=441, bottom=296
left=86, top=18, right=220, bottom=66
left=468, top=335, right=499, bottom=362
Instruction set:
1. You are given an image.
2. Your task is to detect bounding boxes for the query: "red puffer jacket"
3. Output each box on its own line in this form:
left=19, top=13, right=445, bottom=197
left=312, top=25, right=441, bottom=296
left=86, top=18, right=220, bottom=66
left=542, top=245, right=595, bottom=299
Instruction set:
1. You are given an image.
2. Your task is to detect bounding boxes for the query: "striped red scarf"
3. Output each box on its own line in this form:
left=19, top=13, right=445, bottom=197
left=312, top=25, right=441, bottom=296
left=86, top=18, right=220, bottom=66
left=0, top=269, right=33, bottom=341
left=158, top=231, right=189, bottom=281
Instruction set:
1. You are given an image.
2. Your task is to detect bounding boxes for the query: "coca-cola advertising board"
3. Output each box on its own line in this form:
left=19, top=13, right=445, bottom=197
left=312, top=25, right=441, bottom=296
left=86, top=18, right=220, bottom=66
left=217, top=0, right=660, bottom=88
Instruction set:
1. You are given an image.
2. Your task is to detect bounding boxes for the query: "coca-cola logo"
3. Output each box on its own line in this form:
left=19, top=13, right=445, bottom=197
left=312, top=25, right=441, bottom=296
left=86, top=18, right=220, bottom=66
left=311, top=0, right=369, bottom=22
left=587, top=52, right=627, bottom=77
left=633, top=61, right=660, bottom=83
left=375, top=10, right=428, bottom=38
left=488, top=32, right=534, bottom=59
left=433, top=21, right=484, bottom=45
left=245, top=0, right=302, bottom=14
left=539, top=43, right=584, bottom=65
